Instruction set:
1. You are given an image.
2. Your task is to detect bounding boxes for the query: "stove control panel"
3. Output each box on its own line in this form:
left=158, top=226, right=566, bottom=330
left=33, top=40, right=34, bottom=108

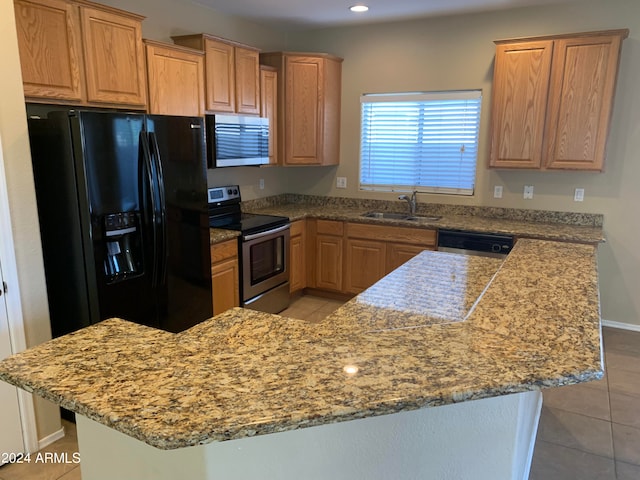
left=208, top=185, right=240, bottom=205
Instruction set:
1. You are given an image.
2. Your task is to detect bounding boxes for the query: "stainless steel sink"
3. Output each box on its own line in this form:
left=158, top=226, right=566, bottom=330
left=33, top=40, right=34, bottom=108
left=362, top=212, right=410, bottom=220
left=361, top=211, right=441, bottom=222
left=408, top=215, right=442, bottom=222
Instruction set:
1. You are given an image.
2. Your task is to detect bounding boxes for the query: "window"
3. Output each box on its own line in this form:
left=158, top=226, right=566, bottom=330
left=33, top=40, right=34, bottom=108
left=359, top=90, right=482, bottom=195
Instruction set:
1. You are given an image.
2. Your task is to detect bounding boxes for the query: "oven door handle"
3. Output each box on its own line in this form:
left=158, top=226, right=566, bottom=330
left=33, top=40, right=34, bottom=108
left=243, top=224, right=290, bottom=242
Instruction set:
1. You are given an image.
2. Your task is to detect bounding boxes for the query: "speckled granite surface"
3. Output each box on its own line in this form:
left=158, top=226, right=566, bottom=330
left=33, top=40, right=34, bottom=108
left=245, top=203, right=605, bottom=244
left=207, top=196, right=605, bottom=245
left=244, top=193, right=604, bottom=227
left=0, top=238, right=602, bottom=451
left=209, top=228, right=239, bottom=244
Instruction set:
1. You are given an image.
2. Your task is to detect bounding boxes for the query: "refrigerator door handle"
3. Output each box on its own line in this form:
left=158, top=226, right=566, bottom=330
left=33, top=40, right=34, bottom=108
left=139, top=131, right=160, bottom=287
left=149, top=131, right=168, bottom=285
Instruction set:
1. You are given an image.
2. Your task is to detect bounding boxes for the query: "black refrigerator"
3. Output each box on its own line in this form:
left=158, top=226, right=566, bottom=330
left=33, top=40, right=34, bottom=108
left=28, top=110, right=213, bottom=335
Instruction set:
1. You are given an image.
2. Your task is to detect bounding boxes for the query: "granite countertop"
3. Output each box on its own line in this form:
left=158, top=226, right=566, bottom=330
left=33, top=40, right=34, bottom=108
left=0, top=238, right=602, bottom=450
left=209, top=228, right=239, bottom=244
left=245, top=203, right=605, bottom=244
left=208, top=198, right=605, bottom=245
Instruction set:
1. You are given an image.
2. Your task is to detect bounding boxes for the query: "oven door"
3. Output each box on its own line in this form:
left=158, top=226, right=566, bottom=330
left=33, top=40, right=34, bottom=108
left=241, top=224, right=290, bottom=302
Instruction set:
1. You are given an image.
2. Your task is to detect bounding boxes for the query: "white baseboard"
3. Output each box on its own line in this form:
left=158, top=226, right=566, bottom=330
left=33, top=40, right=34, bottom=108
left=38, top=425, right=65, bottom=450
left=602, top=319, right=640, bottom=333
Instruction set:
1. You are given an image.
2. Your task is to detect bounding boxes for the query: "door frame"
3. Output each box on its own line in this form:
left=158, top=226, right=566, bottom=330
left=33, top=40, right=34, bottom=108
left=0, top=133, right=38, bottom=453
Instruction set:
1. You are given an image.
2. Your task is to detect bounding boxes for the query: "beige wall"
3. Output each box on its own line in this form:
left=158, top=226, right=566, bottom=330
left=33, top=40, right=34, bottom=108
left=98, top=0, right=289, bottom=48
left=281, top=0, right=640, bottom=328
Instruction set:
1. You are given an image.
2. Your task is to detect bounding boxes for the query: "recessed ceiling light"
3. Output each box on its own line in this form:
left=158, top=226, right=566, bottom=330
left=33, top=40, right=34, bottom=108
left=349, top=5, right=369, bottom=13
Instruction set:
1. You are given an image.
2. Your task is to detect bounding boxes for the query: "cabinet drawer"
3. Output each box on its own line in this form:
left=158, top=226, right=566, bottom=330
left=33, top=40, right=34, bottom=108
left=316, top=219, right=344, bottom=236
left=347, top=222, right=436, bottom=246
left=290, top=219, right=305, bottom=237
left=210, top=239, right=238, bottom=263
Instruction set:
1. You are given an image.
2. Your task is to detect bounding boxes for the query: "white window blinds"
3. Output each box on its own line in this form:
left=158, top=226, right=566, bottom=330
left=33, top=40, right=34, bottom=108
left=359, top=90, right=482, bottom=195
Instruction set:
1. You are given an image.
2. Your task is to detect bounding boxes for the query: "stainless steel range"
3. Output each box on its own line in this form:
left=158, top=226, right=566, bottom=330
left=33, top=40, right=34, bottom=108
left=208, top=186, right=290, bottom=313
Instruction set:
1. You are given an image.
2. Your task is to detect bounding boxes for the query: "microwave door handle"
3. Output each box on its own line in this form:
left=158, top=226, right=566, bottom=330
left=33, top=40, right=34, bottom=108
left=243, top=224, right=290, bottom=242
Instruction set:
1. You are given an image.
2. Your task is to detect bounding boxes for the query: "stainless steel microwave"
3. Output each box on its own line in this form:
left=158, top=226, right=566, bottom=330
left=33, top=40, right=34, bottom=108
left=206, top=114, right=269, bottom=167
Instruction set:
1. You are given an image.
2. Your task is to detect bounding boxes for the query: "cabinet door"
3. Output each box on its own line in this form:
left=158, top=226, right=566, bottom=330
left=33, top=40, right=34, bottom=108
left=260, top=66, right=278, bottom=165
left=211, top=240, right=239, bottom=315
left=386, top=244, right=431, bottom=273
left=489, top=41, right=553, bottom=169
left=316, top=234, right=343, bottom=291
left=204, top=39, right=235, bottom=112
left=285, top=56, right=323, bottom=165
left=80, top=6, right=147, bottom=106
left=290, top=234, right=306, bottom=293
left=146, top=42, right=205, bottom=116
left=211, top=257, right=239, bottom=315
left=344, top=238, right=386, bottom=294
left=236, top=47, right=260, bottom=115
left=544, top=34, right=624, bottom=171
left=14, top=0, right=84, bottom=102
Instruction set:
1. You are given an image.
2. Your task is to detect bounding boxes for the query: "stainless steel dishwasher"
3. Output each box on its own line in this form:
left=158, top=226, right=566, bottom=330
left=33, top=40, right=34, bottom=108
left=437, top=229, right=514, bottom=258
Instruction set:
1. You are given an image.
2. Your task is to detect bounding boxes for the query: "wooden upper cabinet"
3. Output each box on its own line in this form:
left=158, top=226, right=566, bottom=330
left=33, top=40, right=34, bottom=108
left=145, top=40, right=205, bottom=116
left=489, top=40, right=553, bottom=169
left=235, top=46, right=260, bottom=115
left=14, top=0, right=147, bottom=108
left=203, top=38, right=235, bottom=112
left=14, top=0, right=84, bottom=102
left=489, top=29, right=628, bottom=172
left=544, top=34, right=625, bottom=171
left=260, top=65, right=278, bottom=165
left=172, top=34, right=261, bottom=115
left=260, top=52, right=343, bottom=166
left=79, top=4, right=147, bottom=106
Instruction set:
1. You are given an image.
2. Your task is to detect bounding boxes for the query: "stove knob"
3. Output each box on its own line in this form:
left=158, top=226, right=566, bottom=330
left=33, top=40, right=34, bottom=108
left=227, top=189, right=232, bottom=195
left=233, top=189, right=238, bottom=195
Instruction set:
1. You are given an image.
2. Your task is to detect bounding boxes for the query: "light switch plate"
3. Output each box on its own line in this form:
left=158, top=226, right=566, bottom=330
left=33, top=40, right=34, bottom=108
left=574, top=188, right=585, bottom=202
left=336, top=177, right=347, bottom=189
left=493, top=185, right=503, bottom=199
left=259, top=178, right=265, bottom=190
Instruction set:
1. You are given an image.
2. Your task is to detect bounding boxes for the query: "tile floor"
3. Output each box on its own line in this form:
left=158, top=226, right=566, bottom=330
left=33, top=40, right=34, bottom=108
left=1, top=295, right=639, bottom=480
left=530, top=326, right=640, bottom=480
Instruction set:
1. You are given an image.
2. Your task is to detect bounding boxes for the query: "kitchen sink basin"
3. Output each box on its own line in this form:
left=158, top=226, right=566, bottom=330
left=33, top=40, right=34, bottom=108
left=362, top=212, right=410, bottom=220
left=361, top=211, right=441, bottom=222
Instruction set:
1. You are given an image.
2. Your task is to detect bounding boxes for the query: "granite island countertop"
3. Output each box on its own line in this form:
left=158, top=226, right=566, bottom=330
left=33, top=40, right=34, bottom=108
left=0, top=238, right=602, bottom=450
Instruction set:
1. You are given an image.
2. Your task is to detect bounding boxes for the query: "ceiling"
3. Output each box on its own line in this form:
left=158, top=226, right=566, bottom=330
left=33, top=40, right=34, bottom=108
left=190, top=0, right=579, bottom=30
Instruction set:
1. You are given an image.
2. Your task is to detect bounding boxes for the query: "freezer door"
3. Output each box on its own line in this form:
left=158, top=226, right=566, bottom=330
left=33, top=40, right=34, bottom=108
left=74, top=111, right=160, bottom=329
left=146, top=115, right=213, bottom=332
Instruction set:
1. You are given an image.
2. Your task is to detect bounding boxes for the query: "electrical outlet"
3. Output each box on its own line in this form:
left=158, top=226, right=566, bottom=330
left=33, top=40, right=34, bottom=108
left=574, top=188, right=585, bottom=202
left=493, top=185, right=503, bottom=199
left=336, top=177, right=347, bottom=189
left=523, top=185, right=534, bottom=200
left=259, top=178, right=265, bottom=190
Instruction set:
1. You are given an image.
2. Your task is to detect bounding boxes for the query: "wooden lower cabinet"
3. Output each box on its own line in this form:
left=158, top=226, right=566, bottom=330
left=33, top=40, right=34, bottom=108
left=305, top=219, right=436, bottom=296
left=386, top=243, right=431, bottom=273
left=289, top=220, right=306, bottom=293
left=316, top=234, right=343, bottom=292
left=344, top=238, right=386, bottom=294
left=313, top=220, right=344, bottom=292
left=344, top=222, right=437, bottom=294
left=210, top=239, right=239, bottom=315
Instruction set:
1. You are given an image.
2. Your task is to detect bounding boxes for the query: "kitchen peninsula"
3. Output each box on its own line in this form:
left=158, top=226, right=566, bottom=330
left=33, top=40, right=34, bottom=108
left=0, top=231, right=601, bottom=479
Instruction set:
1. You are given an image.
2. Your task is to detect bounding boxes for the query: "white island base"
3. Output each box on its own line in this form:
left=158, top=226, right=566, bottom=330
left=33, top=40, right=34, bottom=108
left=76, top=390, right=542, bottom=480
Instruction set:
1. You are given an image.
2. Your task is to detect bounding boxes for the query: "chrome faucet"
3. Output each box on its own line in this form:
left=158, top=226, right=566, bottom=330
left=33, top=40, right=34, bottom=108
left=398, top=190, right=418, bottom=215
